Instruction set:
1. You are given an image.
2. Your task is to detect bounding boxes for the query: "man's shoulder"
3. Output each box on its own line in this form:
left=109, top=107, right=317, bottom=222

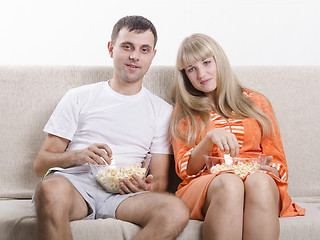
left=143, top=87, right=172, bottom=110
left=69, top=81, right=106, bottom=95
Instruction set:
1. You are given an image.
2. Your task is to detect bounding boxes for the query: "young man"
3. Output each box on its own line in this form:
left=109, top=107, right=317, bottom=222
left=33, top=16, right=189, bottom=240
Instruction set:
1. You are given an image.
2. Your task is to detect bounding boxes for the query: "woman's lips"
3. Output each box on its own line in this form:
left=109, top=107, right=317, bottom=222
left=200, top=78, right=211, bottom=85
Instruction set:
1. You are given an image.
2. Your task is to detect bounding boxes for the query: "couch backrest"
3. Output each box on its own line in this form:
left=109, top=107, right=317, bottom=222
left=0, top=65, right=319, bottom=198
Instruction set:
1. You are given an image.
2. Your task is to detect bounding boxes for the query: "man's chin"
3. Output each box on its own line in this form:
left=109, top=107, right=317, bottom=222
left=123, top=72, right=145, bottom=83
left=122, top=77, right=143, bottom=84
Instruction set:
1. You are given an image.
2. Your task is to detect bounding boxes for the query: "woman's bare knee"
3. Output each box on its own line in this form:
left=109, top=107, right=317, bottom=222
left=245, top=172, right=280, bottom=211
left=210, top=174, right=244, bottom=194
left=243, top=173, right=280, bottom=239
left=202, top=174, right=244, bottom=239
left=203, top=174, right=244, bottom=215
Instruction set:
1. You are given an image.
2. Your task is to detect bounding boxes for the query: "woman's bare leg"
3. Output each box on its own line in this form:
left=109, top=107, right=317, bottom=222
left=243, top=172, right=280, bottom=240
left=202, top=173, right=244, bottom=240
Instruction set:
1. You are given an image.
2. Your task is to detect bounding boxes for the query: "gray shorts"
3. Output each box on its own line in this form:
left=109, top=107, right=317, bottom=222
left=32, top=165, right=146, bottom=220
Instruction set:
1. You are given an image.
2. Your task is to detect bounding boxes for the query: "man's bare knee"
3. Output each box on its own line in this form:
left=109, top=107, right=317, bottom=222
left=117, top=192, right=189, bottom=230
left=160, top=194, right=189, bottom=229
left=34, top=175, right=75, bottom=217
left=145, top=193, right=189, bottom=232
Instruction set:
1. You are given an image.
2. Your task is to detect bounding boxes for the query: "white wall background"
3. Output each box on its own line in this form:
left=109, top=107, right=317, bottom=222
left=0, top=0, right=319, bottom=66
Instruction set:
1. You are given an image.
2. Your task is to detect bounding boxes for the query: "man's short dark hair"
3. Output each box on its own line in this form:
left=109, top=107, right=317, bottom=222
left=111, top=15, right=158, bottom=48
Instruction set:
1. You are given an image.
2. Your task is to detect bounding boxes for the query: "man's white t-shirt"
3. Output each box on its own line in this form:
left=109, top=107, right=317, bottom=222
left=44, top=81, right=173, bottom=163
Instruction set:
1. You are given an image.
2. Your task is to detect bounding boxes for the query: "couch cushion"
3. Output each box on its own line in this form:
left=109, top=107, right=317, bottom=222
left=1, top=198, right=320, bottom=240
left=279, top=200, right=320, bottom=240
left=0, top=199, right=36, bottom=239
left=0, top=199, right=202, bottom=240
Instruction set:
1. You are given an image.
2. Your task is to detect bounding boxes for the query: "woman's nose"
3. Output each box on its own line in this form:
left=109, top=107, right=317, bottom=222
left=197, top=67, right=206, bottom=79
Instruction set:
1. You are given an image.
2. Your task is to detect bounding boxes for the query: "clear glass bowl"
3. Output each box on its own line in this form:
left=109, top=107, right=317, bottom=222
left=203, top=152, right=267, bottom=178
left=90, top=155, right=151, bottom=193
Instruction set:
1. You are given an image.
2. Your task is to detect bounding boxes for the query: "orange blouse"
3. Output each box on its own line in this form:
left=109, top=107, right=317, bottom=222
left=172, top=91, right=305, bottom=220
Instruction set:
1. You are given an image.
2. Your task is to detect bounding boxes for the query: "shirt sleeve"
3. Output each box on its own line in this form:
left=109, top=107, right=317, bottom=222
left=44, top=89, right=80, bottom=141
left=172, top=119, right=206, bottom=180
left=149, top=103, right=173, bottom=155
left=253, top=93, right=288, bottom=181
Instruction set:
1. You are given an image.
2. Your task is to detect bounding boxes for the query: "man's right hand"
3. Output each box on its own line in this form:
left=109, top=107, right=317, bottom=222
left=34, top=134, right=113, bottom=177
left=75, top=143, right=113, bottom=165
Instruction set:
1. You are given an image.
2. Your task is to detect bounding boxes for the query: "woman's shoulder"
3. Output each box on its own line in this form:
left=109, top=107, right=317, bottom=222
left=172, top=105, right=188, bottom=127
left=243, top=88, right=269, bottom=103
left=243, top=88, right=272, bottom=111
left=172, top=104, right=204, bottom=128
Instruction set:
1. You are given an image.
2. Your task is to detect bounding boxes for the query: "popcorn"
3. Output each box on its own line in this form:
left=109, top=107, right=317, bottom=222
left=95, top=164, right=146, bottom=192
left=210, top=161, right=260, bottom=179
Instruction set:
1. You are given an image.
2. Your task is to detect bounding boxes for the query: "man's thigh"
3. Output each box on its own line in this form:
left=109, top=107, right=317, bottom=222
left=35, top=174, right=89, bottom=221
left=115, top=192, right=176, bottom=226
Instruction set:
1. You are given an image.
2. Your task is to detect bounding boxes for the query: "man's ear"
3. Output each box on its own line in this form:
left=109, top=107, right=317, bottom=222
left=153, top=49, right=157, bottom=59
left=107, top=41, right=114, bottom=58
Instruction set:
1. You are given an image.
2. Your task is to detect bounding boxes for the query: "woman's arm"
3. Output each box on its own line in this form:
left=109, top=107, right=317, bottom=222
left=186, top=128, right=239, bottom=175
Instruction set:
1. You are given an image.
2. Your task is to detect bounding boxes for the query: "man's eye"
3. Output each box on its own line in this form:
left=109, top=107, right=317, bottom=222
left=141, top=48, right=150, bottom=53
left=123, top=45, right=132, bottom=50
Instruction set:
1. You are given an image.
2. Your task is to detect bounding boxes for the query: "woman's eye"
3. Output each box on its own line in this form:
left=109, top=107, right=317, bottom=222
left=203, top=61, right=210, bottom=65
left=187, top=67, right=195, bottom=73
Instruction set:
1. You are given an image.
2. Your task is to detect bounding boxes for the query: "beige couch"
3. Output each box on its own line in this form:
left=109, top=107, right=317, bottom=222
left=0, top=65, right=319, bottom=240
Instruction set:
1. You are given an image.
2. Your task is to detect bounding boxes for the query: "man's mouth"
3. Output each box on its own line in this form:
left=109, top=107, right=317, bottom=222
left=126, top=64, right=140, bottom=69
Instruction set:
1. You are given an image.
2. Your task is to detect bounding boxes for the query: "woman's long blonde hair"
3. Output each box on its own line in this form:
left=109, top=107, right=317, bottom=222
left=170, top=33, right=272, bottom=145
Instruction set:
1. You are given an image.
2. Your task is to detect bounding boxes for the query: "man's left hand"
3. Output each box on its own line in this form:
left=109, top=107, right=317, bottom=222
left=119, top=174, right=153, bottom=194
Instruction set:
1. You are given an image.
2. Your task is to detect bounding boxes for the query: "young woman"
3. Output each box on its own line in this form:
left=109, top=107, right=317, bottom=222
left=170, top=33, right=305, bottom=240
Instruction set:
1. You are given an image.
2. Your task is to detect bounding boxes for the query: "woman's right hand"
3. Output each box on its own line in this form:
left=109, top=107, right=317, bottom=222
left=207, top=128, right=239, bottom=157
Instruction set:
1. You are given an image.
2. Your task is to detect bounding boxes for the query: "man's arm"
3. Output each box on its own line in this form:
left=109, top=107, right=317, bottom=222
left=148, top=153, right=170, bottom=192
left=33, top=134, right=112, bottom=177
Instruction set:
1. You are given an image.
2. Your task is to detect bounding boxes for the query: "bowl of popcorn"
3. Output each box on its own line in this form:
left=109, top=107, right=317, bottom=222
left=204, top=152, right=267, bottom=179
left=90, top=154, right=151, bottom=193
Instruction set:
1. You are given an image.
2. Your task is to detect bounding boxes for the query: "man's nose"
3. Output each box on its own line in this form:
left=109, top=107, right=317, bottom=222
left=129, top=50, right=140, bottom=61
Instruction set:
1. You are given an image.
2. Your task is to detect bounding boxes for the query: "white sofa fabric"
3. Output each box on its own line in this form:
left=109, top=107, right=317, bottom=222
left=0, top=65, right=319, bottom=239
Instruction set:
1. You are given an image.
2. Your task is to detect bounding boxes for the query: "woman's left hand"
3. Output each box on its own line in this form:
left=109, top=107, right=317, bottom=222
left=259, top=156, right=280, bottom=178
